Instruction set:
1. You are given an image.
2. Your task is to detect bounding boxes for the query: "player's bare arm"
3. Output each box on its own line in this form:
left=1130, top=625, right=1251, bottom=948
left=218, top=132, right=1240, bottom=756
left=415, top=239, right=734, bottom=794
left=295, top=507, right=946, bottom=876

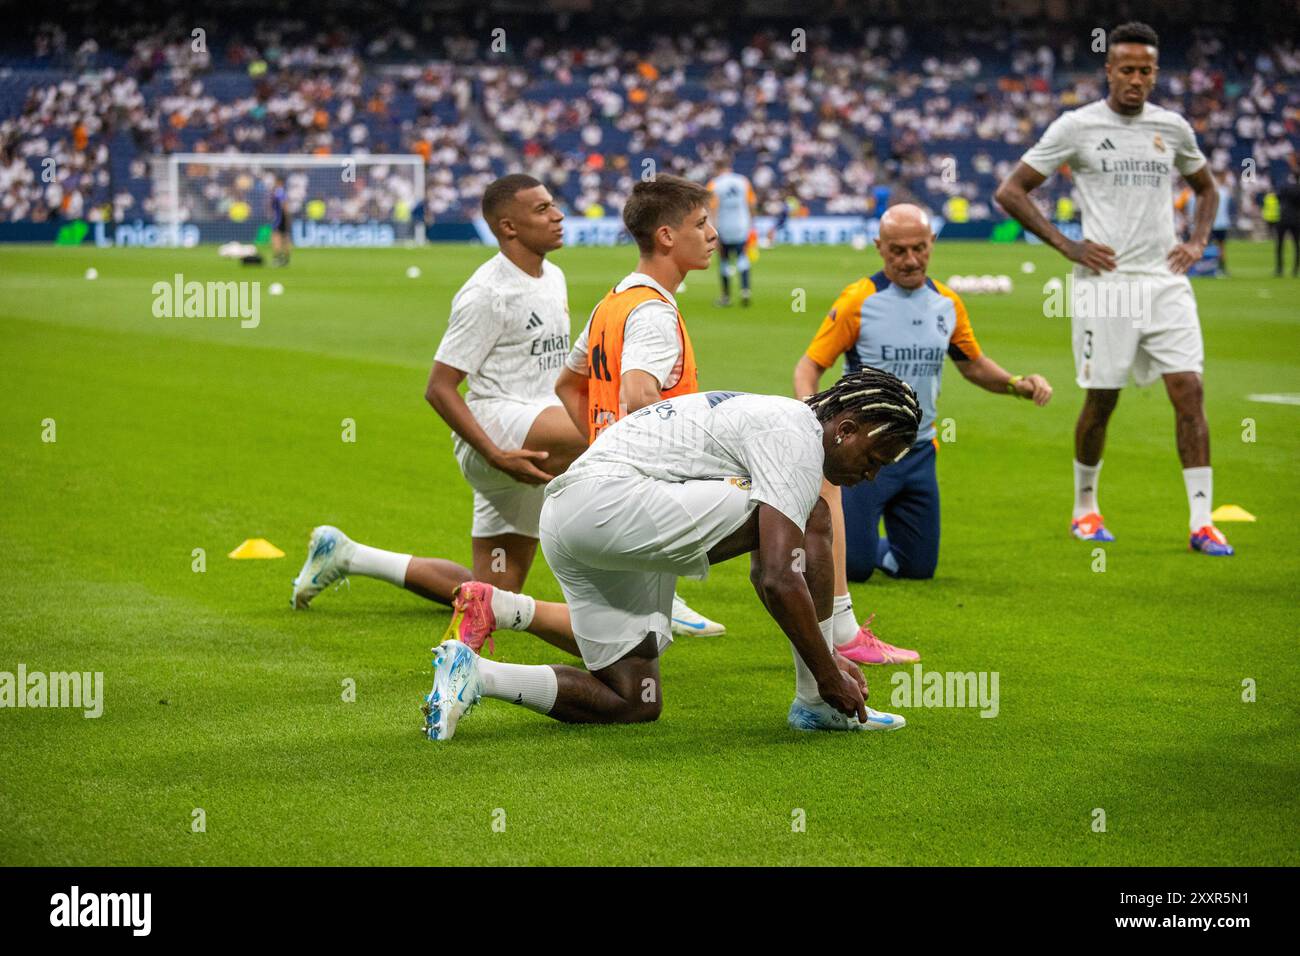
left=554, top=365, right=589, bottom=437
left=954, top=354, right=1053, bottom=406
left=749, top=503, right=867, bottom=722
left=1169, top=165, right=1218, bottom=274
left=995, top=163, right=1117, bottom=272
left=793, top=355, right=825, bottom=399
left=619, top=368, right=664, bottom=415
left=425, top=360, right=554, bottom=484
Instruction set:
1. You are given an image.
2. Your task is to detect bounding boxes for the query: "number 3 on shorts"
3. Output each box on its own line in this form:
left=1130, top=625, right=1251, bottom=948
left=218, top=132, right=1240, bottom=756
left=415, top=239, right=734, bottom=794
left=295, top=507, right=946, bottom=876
left=1082, top=330, right=1093, bottom=360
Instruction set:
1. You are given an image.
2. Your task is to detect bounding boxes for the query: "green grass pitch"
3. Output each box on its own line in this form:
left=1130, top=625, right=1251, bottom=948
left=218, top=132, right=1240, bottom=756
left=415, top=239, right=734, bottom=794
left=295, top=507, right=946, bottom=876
left=1, top=239, right=1296, bottom=866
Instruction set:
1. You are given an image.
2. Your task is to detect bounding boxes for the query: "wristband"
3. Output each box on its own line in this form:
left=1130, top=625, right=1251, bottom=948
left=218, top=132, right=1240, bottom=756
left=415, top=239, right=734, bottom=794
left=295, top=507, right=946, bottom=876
left=1006, top=374, right=1024, bottom=396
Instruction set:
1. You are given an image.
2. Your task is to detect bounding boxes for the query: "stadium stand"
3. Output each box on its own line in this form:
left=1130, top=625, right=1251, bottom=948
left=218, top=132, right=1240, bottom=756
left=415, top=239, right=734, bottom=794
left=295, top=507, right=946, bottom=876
left=1, top=16, right=1296, bottom=230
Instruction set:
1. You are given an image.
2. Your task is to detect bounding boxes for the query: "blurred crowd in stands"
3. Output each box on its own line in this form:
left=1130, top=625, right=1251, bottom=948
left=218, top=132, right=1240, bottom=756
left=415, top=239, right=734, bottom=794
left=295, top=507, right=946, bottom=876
left=1, top=17, right=1296, bottom=232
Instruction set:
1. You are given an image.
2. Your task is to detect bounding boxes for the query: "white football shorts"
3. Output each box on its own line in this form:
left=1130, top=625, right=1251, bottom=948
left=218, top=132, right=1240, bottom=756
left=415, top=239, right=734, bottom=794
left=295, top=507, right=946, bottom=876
left=453, top=398, right=561, bottom=539
left=539, top=473, right=756, bottom=671
left=1071, top=270, right=1204, bottom=389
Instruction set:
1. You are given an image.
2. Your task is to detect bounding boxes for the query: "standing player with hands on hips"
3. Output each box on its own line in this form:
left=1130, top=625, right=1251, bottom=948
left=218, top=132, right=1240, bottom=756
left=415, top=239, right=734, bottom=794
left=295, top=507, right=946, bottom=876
left=995, top=21, right=1236, bottom=556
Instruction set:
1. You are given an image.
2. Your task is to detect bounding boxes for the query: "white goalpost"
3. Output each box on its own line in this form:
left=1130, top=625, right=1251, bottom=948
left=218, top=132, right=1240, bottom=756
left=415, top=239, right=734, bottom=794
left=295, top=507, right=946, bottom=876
left=153, top=153, right=426, bottom=247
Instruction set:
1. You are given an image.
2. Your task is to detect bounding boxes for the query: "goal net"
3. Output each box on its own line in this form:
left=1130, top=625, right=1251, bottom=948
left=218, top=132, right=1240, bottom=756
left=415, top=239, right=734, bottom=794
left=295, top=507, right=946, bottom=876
left=152, top=154, right=426, bottom=247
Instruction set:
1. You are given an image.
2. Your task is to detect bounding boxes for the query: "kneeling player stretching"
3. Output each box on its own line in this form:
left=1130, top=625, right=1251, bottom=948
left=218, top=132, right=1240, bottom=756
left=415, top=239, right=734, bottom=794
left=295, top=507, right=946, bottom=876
left=289, top=175, right=586, bottom=659
left=421, top=368, right=923, bottom=739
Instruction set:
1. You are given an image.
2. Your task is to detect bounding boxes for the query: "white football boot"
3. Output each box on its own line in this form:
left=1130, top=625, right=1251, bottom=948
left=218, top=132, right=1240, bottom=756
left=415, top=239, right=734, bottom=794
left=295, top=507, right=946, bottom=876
left=290, top=525, right=355, bottom=609
left=670, top=594, right=726, bottom=636
left=422, top=639, right=482, bottom=741
left=787, top=697, right=906, bottom=732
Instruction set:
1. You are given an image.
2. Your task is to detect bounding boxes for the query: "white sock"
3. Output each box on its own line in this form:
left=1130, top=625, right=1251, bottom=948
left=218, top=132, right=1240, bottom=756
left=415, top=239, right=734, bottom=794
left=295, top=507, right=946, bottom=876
left=490, top=588, right=536, bottom=631
left=793, top=618, right=836, bottom=703
left=478, top=659, right=558, bottom=714
left=1184, top=466, right=1213, bottom=530
left=344, top=542, right=411, bottom=587
left=1073, top=459, right=1102, bottom=519
left=832, top=594, right=858, bottom=647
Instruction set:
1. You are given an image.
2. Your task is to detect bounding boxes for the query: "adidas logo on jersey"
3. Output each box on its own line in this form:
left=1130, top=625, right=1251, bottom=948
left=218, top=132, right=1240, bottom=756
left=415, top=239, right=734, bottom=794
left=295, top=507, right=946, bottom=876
left=526, top=311, right=543, bottom=329
left=1095, top=138, right=1117, bottom=151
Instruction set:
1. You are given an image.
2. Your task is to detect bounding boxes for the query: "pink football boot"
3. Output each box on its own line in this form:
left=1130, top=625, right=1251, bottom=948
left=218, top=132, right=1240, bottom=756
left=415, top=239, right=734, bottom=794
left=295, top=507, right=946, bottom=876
left=836, top=614, right=920, bottom=665
left=446, top=581, right=497, bottom=655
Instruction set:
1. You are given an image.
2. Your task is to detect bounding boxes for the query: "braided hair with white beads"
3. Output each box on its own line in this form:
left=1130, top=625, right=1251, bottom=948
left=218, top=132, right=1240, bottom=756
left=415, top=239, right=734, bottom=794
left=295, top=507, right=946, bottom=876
left=804, top=367, right=922, bottom=457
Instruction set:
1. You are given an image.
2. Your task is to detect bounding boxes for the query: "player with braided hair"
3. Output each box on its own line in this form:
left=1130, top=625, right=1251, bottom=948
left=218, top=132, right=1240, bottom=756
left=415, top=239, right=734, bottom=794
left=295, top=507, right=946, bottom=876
left=795, top=203, right=1053, bottom=665
left=805, top=368, right=924, bottom=440
left=422, top=372, right=921, bottom=740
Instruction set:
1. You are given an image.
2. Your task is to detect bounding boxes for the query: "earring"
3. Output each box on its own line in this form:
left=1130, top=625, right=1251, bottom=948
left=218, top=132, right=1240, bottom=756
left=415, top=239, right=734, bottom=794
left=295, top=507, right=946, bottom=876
left=835, top=436, right=842, bottom=445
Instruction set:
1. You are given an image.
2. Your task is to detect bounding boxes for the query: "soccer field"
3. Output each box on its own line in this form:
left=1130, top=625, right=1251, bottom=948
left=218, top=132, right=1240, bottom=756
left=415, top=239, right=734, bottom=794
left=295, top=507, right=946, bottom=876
left=1, top=240, right=1296, bottom=866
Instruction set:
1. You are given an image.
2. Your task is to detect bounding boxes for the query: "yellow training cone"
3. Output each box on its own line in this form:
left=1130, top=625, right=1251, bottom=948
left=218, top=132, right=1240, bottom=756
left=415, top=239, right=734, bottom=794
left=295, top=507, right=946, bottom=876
left=1210, top=505, right=1256, bottom=523
left=229, top=538, right=286, bottom=559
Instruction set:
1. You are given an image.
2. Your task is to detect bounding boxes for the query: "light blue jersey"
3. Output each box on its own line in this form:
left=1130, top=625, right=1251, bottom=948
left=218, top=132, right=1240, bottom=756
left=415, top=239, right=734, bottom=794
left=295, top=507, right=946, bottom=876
left=1186, top=184, right=1233, bottom=231
left=804, top=271, right=983, bottom=443
left=1214, top=183, right=1232, bottom=231
left=708, top=171, right=755, bottom=245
